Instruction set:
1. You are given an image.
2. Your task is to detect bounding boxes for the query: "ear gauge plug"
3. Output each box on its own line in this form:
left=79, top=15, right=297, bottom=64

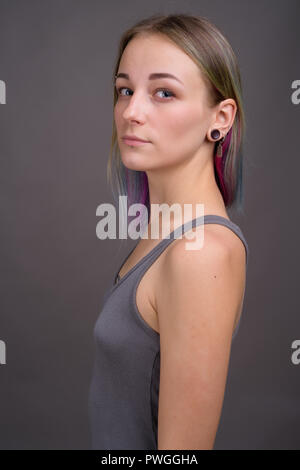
left=211, top=129, right=220, bottom=140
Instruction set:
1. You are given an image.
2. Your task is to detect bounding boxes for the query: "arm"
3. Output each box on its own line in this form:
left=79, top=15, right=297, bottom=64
left=155, top=229, right=246, bottom=450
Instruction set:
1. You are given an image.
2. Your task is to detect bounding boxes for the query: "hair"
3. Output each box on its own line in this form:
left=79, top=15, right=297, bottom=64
left=107, top=13, right=247, bottom=231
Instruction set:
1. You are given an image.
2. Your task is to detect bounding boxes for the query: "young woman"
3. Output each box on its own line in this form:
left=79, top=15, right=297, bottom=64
left=88, top=13, right=250, bottom=450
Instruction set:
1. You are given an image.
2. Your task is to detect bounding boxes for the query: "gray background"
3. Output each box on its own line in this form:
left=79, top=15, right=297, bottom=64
left=0, top=0, right=299, bottom=449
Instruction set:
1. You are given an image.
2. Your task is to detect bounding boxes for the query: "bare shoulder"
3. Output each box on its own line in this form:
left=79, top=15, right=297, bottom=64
left=157, top=222, right=247, bottom=304
left=155, top=223, right=247, bottom=449
left=154, top=222, right=247, bottom=350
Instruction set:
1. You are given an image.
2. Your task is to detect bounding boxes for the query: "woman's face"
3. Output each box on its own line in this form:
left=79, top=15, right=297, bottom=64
left=114, top=33, right=216, bottom=172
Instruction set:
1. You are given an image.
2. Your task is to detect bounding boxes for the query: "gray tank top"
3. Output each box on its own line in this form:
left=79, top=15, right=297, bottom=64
left=88, top=214, right=249, bottom=450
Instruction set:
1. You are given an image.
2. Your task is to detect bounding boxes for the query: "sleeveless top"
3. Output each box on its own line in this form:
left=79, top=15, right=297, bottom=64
left=88, top=214, right=249, bottom=450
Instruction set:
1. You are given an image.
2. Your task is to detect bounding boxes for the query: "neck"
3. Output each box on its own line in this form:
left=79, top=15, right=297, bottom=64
left=143, top=154, right=228, bottom=239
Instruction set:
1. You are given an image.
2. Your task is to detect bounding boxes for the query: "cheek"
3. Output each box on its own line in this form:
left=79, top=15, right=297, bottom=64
left=114, top=102, right=126, bottom=127
left=162, top=106, right=207, bottom=145
left=114, top=105, right=121, bottom=127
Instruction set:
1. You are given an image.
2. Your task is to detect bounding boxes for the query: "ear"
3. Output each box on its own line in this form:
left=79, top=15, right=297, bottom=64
left=207, top=99, right=237, bottom=141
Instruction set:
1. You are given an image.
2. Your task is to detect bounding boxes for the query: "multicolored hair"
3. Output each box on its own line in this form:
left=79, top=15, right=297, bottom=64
left=107, top=13, right=247, bottom=230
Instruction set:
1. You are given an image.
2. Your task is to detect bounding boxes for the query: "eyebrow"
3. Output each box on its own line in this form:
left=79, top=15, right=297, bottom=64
left=115, top=72, right=184, bottom=85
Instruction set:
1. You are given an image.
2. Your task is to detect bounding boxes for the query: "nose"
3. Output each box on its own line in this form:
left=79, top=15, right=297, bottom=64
left=121, top=90, right=147, bottom=123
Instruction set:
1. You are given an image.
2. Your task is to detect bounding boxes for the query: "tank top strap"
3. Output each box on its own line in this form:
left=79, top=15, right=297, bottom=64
left=136, top=214, right=249, bottom=278
left=113, top=214, right=249, bottom=288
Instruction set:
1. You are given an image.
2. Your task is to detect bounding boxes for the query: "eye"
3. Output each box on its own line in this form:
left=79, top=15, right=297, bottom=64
left=116, top=87, right=175, bottom=100
left=156, top=89, right=175, bottom=99
left=117, top=87, right=132, bottom=97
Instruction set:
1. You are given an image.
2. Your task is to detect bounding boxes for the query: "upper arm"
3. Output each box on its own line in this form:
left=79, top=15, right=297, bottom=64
left=155, top=228, right=246, bottom=450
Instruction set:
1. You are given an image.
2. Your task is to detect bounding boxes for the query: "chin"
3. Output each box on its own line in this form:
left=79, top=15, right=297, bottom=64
left=120, top=154, right=150, bottom=172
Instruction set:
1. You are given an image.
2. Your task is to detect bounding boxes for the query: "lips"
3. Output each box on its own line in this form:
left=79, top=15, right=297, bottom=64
left=122, top=137, right=150, bottom=147
left=122, top=135, right=149, bottom=143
